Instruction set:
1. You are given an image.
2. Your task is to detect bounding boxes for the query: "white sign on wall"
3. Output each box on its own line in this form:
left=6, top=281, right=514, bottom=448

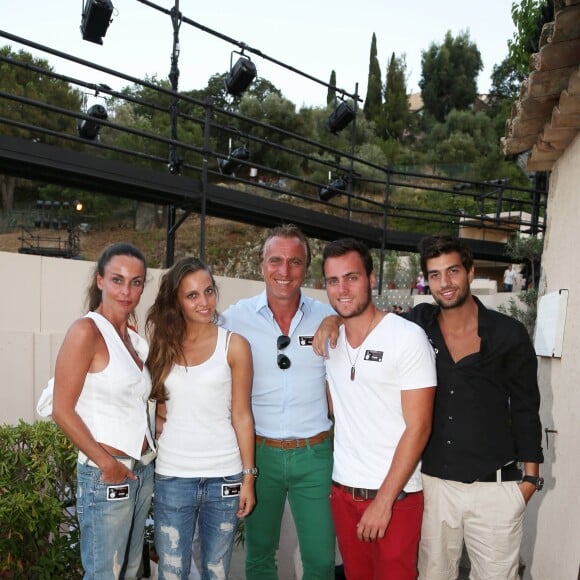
left=534, top=289, right=569, bottom=358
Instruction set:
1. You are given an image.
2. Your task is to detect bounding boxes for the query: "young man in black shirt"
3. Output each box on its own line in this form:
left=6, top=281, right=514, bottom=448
left=408, top=234, right=543, bottom=579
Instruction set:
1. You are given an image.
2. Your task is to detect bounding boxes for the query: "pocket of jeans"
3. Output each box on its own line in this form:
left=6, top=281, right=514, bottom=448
left=154, top=473, right=177, bottom=482
left=99, top=475, right=128, bottom=485
left=223, top=472, right=242, bottom=484
left=309, top=439, right=333, bottom=459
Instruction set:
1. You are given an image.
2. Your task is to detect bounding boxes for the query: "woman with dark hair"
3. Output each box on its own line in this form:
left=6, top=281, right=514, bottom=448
left=146, top=256, right=255, bottom=580
left=52, top=242, right=155, bottom=579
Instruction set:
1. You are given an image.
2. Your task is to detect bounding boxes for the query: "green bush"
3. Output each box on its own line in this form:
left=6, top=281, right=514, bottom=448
left=0, top=420, right=81, bottom=579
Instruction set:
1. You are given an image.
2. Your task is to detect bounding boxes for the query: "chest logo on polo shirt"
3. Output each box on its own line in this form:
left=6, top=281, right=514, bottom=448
left=299, top=335, right=314, bottom=346
left=364, top=350, right=383, bottom=362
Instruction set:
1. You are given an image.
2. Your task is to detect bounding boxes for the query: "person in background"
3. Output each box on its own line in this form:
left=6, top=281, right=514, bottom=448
left=222, top=224, right=336, bottom=579
left=322, top=238, right=436, bottom=580
left=503, top=263, right=516, bottom=292
left=52, top=242, right=155, bottom=579
left=415, top=271, right=426, bottom=295
left=146, top=257, right=255, bottom=580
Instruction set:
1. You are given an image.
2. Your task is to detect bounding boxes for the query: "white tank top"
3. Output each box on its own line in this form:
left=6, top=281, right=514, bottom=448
left=155, top=326, right=243, bottom=477
left=75, top=312, right=154, bottom=459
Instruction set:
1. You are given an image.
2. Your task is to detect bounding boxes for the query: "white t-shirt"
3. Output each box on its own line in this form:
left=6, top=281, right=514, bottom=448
left=325, top=313, right=436, bottom=491
left=155, top=327, right=242, bottom=478
left=504, top=268, right=516, bottom=285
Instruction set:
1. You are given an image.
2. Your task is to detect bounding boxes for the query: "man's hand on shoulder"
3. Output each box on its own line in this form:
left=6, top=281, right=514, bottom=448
left=312, top=315, right=342, bottom=357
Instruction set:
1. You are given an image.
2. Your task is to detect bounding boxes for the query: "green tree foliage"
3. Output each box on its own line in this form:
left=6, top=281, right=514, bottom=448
left=508, top=0, right=544, bottom=75
left=111, top=77, right=204, bottom=173
left=423, top=110, right=497, bottom=163
left=237, top=94, right=306, bottom=181
left=419, top=31, right=483, bottom=122
left=363, top=33, right=383, bottom=122
left=487, top=56, right=526, bottom=137
left=0, top=420, right=81, bottom=578
left=0, top=46, right=82, bottom=211
left=506, top=234, right=544, bottom=289
left=379, top=53, right=410, bottom=141
left=498, top=288, right=538, bottom=338
left=327, top=70, right=337, bottom=106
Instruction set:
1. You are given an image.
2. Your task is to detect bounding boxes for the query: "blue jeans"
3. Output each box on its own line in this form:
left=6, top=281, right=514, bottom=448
left=76, top=460, right=154, bottom=580
left=245, top=437, right=335, bottom=579
left=154, top=473, right=242, bottom=580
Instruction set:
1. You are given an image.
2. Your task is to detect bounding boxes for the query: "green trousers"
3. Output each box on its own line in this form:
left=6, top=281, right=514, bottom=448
left=245, top=437, right=335, bottom=579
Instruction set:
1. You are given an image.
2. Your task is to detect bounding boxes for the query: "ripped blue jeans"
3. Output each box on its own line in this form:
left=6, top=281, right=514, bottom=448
left=154, top=473, right=242, bottom=580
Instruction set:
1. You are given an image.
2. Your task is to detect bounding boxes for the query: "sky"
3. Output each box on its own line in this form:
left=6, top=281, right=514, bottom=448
left=1, top=0, right=516, bottom=108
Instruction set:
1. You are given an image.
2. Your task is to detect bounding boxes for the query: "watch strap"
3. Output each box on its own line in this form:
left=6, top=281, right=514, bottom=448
left=522, top=475, right=544, bottom=490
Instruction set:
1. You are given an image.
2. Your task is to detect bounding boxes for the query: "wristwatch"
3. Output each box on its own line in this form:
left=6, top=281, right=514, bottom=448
left=242, top=467, right=259, bottom=477
left=522, top=475, right=544, bottom=491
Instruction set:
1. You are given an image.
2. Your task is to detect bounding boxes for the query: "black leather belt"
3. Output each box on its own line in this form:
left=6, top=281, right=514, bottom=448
left=472, top=462, right=522, bottom=483
left=332, top=481, right=418, bottom=502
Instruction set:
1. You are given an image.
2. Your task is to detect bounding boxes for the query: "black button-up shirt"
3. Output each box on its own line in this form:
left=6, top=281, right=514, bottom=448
left=406, top=297, right=543, bottom=483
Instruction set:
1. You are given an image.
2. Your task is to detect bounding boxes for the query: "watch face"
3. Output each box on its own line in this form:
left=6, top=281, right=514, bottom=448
left=536, top=477, right=544, bottom=491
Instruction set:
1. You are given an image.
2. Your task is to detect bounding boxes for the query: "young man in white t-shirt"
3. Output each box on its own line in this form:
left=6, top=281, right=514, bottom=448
left=322, top=238, right=437, bottom=580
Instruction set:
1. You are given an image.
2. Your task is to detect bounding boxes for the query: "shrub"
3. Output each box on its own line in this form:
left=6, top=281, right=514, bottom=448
left=0, top=420, right=81, bottom=578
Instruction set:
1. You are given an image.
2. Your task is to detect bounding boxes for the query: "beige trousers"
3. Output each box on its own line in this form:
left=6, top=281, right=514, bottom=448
left=418, top=473, right=526, bottom=580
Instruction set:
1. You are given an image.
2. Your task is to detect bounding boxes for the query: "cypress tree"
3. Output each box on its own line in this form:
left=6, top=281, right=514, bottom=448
left=327, top=70, right=337, bottom=106
left=381, top=52, right=410, bottom=141
left=363, top=33, right=382, bottom=122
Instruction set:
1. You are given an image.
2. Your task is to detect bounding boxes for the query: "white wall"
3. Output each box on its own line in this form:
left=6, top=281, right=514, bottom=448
left=519, top=134, right=580, bottom=579
left=0, top=251, right=328, bottom=425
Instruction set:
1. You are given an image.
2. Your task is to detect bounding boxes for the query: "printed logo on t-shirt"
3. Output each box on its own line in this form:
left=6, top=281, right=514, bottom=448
left=364, top=350, right=383, bottom=362
left=299, top=335, right=314, bottom=346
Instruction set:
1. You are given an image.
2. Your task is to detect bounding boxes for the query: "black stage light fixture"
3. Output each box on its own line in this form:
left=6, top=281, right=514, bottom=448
left=81, top=0, right=114, bottom=45
left=318, top=177, right=347, bottom=202
left=168, top=151, right=184, bottom=175
left=327, top=101, right=356, bottom=134
left=77, top=104, right=108, bottom=140
left=219, top=146, right=251, bottom=175
left=225, top=53, right=257, bottom=96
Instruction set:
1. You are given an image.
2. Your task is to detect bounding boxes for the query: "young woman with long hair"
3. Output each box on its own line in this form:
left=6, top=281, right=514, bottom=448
left=146, top=256, right=255, bottom=580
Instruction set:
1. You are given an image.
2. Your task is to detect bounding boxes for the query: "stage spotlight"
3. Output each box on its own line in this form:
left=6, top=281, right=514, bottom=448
left=327, top=101, right=356, bottom=134
left=81, top=0, right=114, bottom=45
left=225, top=53, right=257, bottom=96
left=77, top=104, right=108, bottom=140
left=318, top=177, right=347, bottom=202
left=219, top=146, right=250, bottom=175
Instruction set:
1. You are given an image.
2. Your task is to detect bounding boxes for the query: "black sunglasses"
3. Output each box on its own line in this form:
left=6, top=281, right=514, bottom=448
left=277, top=334, right=291, bottom=370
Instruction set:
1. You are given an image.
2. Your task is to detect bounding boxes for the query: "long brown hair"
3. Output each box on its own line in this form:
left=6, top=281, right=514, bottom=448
left=146, top=257, right=218, bottom=402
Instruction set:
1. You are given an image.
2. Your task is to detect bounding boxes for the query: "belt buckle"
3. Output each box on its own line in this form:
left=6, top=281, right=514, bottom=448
left=352, top=487, right=369, bottom=502
left=281, top=439, right=300, bottom=450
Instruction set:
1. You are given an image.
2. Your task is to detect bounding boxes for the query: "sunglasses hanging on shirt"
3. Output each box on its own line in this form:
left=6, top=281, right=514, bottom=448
left=277, top=334, right=291, bottom=370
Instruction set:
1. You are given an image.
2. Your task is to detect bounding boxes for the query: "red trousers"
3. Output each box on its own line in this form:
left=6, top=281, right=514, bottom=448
left=330, top=484, right=423, bottom=580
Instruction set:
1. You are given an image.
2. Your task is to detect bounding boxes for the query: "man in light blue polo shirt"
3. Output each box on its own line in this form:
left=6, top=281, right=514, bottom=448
left=221, top=224, right=336, bottom=579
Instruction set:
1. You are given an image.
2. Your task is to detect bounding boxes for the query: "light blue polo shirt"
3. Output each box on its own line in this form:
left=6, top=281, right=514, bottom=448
left=221, top=291, right=334, bottom=439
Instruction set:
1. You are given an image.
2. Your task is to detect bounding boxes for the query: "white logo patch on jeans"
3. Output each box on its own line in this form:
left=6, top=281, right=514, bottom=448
left=222, top=483, right=241, bottom=497
left=107, top=484, right=130, bottom=501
